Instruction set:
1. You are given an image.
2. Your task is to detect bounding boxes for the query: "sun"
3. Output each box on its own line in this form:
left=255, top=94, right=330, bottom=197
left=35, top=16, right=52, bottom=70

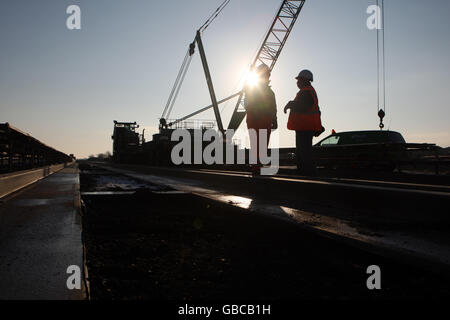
left=246, top=70, right=259, bottom=87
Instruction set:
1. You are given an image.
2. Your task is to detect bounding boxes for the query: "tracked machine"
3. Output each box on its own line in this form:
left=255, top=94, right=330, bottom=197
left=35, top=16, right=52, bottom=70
left=112, top=0, right=306, bottom=166
left=111, top=121, right=142, bottom=163
left=111, top=0, right=443, bottom=172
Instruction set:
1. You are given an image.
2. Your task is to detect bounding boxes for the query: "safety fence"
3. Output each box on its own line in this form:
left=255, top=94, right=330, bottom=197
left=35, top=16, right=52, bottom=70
left=0, top=122, right=73, bottom=173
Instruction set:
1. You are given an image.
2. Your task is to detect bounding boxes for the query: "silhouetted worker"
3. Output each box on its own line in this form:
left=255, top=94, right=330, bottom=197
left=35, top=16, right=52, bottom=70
left=159, top=118, right=168, bottom=130
left=284, top=69, right=324, bottom=176
left=244, top=64, right=277, bottom=175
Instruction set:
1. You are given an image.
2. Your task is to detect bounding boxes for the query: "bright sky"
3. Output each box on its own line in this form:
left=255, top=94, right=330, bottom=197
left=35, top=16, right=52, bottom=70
left=1, top=0, right=449, bottom=158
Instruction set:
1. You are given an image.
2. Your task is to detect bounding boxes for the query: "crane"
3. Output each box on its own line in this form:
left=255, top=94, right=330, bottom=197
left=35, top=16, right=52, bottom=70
left=227, top=0, right=305, bottom=134
left=160, top=0, right=306, bottom=136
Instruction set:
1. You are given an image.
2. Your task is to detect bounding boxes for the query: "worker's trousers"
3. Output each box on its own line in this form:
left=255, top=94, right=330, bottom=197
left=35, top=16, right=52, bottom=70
left=247, top=114, right=272, bottom=166
left=295, top=131, right=317, bottom=176
left=249, top=128, right=271, bottom=165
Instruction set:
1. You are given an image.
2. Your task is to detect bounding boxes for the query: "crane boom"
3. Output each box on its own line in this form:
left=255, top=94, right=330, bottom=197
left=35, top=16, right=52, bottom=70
left=227, top=0, right=306, bottom=132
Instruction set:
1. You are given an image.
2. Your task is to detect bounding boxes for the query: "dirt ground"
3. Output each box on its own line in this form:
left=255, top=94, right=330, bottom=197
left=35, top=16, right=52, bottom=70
left=79, top=164, right=450, bottom=300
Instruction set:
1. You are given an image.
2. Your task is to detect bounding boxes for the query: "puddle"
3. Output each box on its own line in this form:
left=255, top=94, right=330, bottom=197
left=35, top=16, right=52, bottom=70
left=14, top=199, right=52, bottom=206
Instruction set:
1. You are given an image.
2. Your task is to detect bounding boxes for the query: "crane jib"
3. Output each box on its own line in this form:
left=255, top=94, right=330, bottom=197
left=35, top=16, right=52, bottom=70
left=227, top=0, right=306, bottom=133
left=160, top=0, right=305, bottom=135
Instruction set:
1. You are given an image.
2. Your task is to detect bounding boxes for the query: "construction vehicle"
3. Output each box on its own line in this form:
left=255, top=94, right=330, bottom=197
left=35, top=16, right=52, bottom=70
left=145, top=120, right=217, bottom=166
left=147, top=0, right=305, bottom=166
left=110, top=0, right=446, bottom=174
left=111, top=121, right=142, bottom=163
left=112, top=0, right=306, bottom=166
left=160, top=0, right=305, bottom=134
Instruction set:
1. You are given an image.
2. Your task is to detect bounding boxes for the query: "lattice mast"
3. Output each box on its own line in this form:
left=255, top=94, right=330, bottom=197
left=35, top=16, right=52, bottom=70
left=227, top=0, right=305, bottom=132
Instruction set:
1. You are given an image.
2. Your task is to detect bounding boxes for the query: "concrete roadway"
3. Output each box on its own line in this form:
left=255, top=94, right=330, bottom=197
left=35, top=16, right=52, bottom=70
left=0, top=164, right=85, bottom=300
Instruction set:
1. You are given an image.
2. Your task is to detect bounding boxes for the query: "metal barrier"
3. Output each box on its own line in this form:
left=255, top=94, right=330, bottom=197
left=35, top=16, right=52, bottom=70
left=0, top=122, right=72, bottom=173
left=0, top=162, right=74, bottom=199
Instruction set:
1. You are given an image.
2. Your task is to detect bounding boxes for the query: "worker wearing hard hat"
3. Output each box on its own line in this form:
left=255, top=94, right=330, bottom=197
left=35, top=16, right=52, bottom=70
left=284, top=69, right=324, bottom=176
left=244, top=64, right=278, bottom=175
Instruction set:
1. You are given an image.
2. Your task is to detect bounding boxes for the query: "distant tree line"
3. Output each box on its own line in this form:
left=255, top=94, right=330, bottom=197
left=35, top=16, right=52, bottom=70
left=88, top=151, right=112, bottom=161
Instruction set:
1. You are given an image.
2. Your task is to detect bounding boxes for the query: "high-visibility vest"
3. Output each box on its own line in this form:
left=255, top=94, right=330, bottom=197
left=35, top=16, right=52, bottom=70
left=287, top=85, right=322, bottom=131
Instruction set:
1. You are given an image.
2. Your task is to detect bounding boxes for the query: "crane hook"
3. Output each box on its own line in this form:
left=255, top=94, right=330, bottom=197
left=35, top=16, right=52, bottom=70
left=378, top=109, right=385, bottom=130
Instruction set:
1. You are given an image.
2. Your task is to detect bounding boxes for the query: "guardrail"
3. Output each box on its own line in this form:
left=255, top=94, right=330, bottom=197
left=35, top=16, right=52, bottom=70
left=0, top=162, right=74, bottom=199
left=0, top=122, right=73, bottom=173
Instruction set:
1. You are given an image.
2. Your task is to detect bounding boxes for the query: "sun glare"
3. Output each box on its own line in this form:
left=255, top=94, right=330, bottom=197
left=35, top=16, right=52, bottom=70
left=246, top=71, right=259, bottom=87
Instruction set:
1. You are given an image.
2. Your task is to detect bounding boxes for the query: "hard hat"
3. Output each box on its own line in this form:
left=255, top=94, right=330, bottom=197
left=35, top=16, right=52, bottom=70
left=295, top=69, right=313, bottom=81
left=255, top=64, right=270, bottom=77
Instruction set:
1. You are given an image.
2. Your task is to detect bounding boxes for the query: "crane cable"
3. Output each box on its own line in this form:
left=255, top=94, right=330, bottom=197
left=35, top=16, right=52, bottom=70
left=199, top=0, right=231, bottom=33
left=377, top=0, right=386, bottom=129
left=161, top=50, right=189, bottom=119
left=166, top=52, right=194, bottom=119
left=161, top=0, right=232, bottom=123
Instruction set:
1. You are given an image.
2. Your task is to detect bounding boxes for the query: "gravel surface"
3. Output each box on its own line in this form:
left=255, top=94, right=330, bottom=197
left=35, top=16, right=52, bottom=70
left=80, top=164, right=450, bottom=300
